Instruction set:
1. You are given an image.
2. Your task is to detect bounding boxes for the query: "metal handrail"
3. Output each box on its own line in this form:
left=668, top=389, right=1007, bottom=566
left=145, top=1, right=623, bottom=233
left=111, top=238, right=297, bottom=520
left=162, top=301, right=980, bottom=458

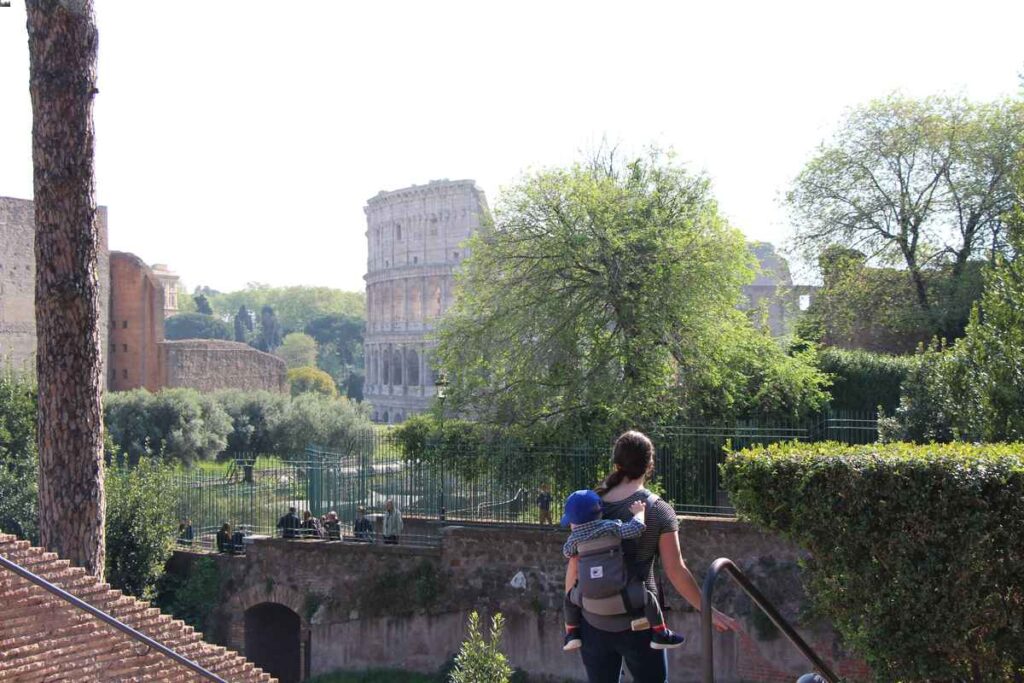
left=0, top=552, right=228, bottom=682
left=701, top=557, right=839, bottom=683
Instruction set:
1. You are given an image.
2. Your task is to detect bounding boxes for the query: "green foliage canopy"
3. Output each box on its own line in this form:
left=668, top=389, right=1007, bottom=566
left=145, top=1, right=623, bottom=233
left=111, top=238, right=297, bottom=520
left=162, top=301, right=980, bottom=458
left=164, top=313, right=232, bottom=341
left=104, top=388, right=232, bottom=464
left=0, top=371, right=38, bottom=542
left=816, top=347, right=914, bottom=414
left=206, top=284, right=364, bottom=333
left=723, top=442, right=1024, bottom=680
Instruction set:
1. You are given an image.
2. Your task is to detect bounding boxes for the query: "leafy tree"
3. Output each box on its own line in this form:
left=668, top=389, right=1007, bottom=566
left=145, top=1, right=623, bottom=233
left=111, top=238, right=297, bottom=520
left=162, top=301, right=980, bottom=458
left=305, top=313, right=366, bottom=395
left=164, top=313, right=233, bottom=341
left=255, top=305, right=284, bottom=352
left=449, top=611, right=513, bottom=683
left=233, top=304, right=253, bottom=343
left=104, top=389, right=232, bottom=465
left=194, top=294, right=214, bottom=316
left=816, top=347, right=915, bottom=414
left=894, top=177, right=1024, bottom=443
left=788, top=95, right=1023, bottom=337
left=275, top=392, right=372, bottom=456
left=214, top=389, right=288, bottom=455
left=435, top=148, right=826, bottom=437
left=155, top=557, right=222, bottom=635
left=0, top=371, right=39, bottom=542
left=27, top=0, right=106, bottom=576
left=278, top=332, right=319, bottom=369
left=287, top=366, right=337, bottom=398
left=104, top=459, right=178, bottom=599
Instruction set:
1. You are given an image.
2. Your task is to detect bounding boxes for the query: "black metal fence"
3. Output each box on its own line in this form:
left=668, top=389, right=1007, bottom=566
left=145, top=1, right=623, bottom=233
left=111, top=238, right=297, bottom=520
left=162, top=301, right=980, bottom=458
left=172, top=412, right=877, bottom=543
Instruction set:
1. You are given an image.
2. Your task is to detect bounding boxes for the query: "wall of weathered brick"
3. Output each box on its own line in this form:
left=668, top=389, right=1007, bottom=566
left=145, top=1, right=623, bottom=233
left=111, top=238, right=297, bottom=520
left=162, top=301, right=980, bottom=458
left=176, top=518, right=868, bottom=682
left=0, top=196, right=109, bottom=381
left=159, top=339, right=288, bottom=393
left=108, top=251, right=164, bottom=391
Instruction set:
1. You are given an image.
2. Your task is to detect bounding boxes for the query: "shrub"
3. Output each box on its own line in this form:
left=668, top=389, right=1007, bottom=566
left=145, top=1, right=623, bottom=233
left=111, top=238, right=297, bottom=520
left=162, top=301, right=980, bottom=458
left=156, top=557, right=222, bottom=634
left=723, top=441, right=1024, bottom=680
left=817, top=347, right=914, bottom=414
left=0, top=370, right=38, bottom=541
left=450, top=611, right=513, bottom=683
left=288, top=366, right=338, bottom=398
left=277, top=332, right=319, bottom=369
left=164, top=312, right=233, bottom=341
left=105, top=459, right=180, bottom=599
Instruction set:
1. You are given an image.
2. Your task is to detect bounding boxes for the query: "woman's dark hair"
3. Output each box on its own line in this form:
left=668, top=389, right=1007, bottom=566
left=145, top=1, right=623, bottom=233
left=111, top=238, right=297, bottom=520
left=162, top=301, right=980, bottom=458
left=594, top=431, right=655, bottom=496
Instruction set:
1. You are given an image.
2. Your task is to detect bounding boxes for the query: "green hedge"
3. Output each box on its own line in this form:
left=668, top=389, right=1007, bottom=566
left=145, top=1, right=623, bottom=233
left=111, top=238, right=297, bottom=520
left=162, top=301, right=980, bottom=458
left=722, top=441, right=1024, bottom=681
left=817, top=347, right=914, bottom=414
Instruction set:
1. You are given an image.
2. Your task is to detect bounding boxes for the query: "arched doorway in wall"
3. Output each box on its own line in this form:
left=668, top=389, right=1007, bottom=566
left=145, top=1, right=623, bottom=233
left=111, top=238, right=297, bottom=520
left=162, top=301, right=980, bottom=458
left=245, top=602, right=303, bottom=683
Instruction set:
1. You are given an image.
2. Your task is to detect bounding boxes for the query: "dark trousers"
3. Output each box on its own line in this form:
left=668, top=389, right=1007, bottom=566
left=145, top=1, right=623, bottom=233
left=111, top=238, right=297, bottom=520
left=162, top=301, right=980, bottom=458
left=564, top=587, right=666, bottom=632
left=579, top=616, right=668, bottom=683
left=383, top=535, right=398, bottom=545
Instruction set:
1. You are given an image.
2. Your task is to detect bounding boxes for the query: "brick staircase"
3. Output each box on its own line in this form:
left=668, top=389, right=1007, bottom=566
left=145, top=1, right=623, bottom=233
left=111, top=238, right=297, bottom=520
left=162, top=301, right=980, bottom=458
left=0, top=533, right=274, bottom=682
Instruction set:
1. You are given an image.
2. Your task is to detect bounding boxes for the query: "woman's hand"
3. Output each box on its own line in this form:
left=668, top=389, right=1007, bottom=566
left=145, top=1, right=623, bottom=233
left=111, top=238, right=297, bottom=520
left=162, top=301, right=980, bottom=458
left=712, top=609, right=741, bottom=633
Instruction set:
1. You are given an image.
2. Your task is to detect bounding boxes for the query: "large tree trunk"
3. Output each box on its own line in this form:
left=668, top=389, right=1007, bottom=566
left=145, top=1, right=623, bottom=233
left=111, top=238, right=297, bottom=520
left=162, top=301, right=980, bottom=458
left=27, top=0, right=105, bottom=577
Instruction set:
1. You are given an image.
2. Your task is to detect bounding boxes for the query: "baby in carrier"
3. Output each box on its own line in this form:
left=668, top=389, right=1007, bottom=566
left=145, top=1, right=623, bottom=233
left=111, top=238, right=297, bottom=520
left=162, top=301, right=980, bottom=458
left=561, top=489, right=685, bottom=651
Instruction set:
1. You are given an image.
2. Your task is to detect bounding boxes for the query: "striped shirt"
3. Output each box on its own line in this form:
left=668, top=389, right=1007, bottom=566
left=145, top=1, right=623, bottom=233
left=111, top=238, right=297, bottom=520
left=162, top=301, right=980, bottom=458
left=562, top=517, right=645, bottom=559
left=600, top=489, right=679, bottom=593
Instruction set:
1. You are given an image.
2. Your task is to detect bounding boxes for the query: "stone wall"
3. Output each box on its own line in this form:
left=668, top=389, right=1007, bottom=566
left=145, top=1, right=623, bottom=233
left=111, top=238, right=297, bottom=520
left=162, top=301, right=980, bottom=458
left=176, top=518, right=869, bottom=682
left=159, top=339, right=288, bottom=393
left=108, top=251, right=164, bottom=391
left=0, top=196, right=109, bottom=381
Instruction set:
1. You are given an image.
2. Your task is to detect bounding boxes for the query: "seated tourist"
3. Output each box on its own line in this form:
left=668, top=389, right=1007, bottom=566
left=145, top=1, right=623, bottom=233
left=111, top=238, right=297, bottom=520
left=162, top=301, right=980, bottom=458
left=300, top=510, right=324, bottom=539
left=276, top=506, right=301, bottom=539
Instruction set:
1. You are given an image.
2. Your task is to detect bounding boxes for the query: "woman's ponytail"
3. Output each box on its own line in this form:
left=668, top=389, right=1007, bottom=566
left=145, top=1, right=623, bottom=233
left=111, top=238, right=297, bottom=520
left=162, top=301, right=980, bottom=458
left=594, top=431, right=655, bottom=496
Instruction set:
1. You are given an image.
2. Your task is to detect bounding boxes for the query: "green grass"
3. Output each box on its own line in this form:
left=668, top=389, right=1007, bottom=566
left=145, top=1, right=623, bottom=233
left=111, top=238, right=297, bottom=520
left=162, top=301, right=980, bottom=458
left=306, top=670, right=436, bottom=683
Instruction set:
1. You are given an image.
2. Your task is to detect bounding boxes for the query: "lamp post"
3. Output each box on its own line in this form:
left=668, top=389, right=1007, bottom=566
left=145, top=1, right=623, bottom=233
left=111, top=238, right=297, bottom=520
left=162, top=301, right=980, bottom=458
left=434, top=372, right=449, bottom=520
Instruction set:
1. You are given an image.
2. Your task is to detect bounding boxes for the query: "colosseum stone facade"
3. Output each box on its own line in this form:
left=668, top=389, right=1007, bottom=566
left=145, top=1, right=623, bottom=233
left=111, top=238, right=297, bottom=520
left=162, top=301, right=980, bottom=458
left=363, top=180, right=489, bottom=423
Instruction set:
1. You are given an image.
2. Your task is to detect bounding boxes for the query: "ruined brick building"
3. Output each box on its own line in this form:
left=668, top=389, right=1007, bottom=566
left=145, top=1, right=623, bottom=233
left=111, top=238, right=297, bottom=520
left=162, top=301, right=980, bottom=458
left=1, top=196, right=286, bottom=394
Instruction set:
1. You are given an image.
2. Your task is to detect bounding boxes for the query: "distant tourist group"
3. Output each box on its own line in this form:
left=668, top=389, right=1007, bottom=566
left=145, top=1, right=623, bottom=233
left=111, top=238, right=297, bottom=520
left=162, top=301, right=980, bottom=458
left=275, top=499, right=404, bottom=545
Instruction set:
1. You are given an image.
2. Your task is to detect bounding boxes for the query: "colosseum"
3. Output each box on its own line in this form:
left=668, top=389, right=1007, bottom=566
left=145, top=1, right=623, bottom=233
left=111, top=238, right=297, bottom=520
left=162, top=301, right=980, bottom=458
left=363, top=179, right=489, bottom=423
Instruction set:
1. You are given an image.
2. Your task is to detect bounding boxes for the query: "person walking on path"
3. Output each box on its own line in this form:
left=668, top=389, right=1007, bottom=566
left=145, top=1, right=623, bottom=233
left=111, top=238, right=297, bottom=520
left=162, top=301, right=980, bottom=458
left=383, top=499, right=403, bottom=544
left=565, top=431, right=740, bottom=683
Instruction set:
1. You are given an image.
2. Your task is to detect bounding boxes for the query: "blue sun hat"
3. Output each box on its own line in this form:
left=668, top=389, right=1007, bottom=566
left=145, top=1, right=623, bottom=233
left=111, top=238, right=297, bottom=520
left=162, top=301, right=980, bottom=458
left=561, top=489, right=603, bottom=527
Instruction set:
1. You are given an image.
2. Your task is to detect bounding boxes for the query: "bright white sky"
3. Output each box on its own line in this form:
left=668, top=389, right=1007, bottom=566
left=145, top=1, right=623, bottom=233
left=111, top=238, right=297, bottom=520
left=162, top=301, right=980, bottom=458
left=1, top=1, right=1022, bottom=292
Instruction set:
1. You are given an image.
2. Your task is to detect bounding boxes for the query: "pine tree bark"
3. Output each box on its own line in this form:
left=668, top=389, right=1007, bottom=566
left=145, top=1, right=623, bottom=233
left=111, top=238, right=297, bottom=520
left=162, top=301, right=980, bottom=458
left=27, top=0, right=105, bottom=577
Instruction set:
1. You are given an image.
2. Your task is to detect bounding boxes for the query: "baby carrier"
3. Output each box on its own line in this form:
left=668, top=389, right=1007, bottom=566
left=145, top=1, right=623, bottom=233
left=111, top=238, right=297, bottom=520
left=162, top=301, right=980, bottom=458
left=575, top=492, right=659, bottom=618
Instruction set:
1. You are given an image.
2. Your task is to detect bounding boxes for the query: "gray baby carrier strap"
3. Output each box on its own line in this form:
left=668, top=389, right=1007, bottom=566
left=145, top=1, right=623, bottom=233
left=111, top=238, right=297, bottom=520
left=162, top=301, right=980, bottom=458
left=577, top=492, right=659, bottom=617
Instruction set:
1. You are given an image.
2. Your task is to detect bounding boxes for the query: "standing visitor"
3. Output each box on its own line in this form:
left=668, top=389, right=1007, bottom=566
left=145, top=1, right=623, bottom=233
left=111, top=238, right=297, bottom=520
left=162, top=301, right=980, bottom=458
left=566, top=431, right=739, bottom=682
left=383, top=499, right=403, bottom=545
left=216, top=523, right=232, bottom=553
left=324, top=511, right=341, bottom=540
left=277, top=506, right=301, bottom=539
left=537, top=483, right=554, bottom=526
left=353, top=506, right=374, bottom=542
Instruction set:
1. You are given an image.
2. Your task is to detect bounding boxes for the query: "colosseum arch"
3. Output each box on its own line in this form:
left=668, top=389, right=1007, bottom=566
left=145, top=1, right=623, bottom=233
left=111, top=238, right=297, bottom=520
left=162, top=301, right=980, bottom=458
left=405, top=349, right=419, bottom=387
left=390, top=349, right=403, bottom=386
